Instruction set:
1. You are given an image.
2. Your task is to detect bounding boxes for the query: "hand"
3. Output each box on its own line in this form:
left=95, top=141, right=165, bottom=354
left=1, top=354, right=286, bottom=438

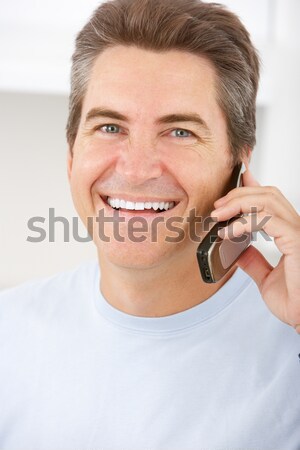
left=211, top=165, right=300, bottom=333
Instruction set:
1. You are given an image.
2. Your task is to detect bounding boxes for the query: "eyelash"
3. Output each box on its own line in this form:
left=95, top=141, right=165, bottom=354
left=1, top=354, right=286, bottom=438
left=96, top=124, right=196, bottom=138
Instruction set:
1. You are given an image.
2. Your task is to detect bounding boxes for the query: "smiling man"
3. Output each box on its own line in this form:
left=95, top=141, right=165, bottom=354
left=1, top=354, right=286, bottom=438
left=68, top=46, right=238, bottom=317
left=1, top=0, right=300, bottom=449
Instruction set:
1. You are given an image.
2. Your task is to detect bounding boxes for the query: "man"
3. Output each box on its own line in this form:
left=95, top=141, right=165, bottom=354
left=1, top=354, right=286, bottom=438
left=1, top=0, right=299, bottom=448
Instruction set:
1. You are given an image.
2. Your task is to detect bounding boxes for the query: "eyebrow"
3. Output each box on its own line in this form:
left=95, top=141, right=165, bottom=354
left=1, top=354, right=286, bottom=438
left=84, top=107, right=211, bottom=134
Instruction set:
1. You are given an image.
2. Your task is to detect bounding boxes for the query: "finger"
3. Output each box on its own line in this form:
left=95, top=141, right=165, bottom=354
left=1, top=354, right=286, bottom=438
left=212, top=193, right=297, bottom=225
left=217, top=211, right=272, bottom=238
left=218, top=212, right=299, bottom=256
left=235, top=245, right=273, bottom=291
left=214, top=187, right=265, bottom=207
left=214, top=185, right=298, bottom=218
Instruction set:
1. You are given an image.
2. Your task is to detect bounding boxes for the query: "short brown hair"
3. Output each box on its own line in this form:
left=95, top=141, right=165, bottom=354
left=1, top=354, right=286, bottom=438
left=66, top=0, right=260, bottom=165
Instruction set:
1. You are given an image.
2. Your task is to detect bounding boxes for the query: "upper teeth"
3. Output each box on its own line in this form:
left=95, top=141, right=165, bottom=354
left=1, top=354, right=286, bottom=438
left=107, top=197, right=175, bottom=211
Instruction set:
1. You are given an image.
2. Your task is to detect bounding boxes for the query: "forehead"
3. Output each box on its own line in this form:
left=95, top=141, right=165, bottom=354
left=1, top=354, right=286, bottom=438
left=82, top=45, right=219, bottom=117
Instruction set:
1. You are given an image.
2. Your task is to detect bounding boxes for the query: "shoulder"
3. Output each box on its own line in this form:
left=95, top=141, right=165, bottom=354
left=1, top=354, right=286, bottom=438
left=0, top=259, right=99, bottom=322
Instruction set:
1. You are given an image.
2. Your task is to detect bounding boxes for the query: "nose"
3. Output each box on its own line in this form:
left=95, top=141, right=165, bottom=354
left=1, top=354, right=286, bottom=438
left=115, top=136, right=163, bottom=186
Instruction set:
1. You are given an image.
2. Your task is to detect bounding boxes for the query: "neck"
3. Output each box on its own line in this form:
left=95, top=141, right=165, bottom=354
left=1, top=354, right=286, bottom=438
left=98, top=245, right=237, bottom=317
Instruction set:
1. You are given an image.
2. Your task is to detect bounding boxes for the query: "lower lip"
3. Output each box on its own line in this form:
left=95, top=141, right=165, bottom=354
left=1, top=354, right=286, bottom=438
left=99, top=196, right=180, bottom=220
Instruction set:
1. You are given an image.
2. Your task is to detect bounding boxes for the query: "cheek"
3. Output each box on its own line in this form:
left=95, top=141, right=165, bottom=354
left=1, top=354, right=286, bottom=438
left=158, top=144, right=207, bottom=187
left=180, top=162, right=230, bottom=213
left=68, top=148, right=112, bottom=220
left=71, top=143, right=116, bottom=195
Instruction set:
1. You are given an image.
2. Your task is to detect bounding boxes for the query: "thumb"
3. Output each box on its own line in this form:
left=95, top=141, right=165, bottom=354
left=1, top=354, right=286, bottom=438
left=236, top=244, right=273, bottom=290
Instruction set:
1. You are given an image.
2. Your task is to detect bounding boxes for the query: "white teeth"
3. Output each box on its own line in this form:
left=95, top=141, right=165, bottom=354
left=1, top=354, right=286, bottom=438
left=106, top=197, right=176, bottom=212
left=134, top=202, right=144, bottom=210
left=125, top=201, right=135, bottom=210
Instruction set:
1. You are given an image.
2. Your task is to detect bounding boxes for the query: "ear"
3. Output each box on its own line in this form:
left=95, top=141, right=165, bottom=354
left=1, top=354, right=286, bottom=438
left=67, top=147, right=73, bottom=182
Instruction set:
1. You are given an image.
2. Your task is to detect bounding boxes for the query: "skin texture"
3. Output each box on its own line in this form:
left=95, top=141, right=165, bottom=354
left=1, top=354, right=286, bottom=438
left=68, top=45, right=300, bottom=328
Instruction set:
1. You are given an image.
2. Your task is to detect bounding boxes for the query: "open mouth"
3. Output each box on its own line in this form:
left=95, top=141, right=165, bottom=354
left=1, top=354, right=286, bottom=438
left=101, top=195, right=179, bottom=214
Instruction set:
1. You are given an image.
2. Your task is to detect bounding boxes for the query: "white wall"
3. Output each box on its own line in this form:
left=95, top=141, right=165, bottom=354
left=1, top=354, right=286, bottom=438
left=0, top=93, right=96, bottom=289
left=0, top=0, right=299, bottom=288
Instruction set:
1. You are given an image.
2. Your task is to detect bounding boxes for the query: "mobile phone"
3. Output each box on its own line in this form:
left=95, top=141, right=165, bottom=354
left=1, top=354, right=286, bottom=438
left=197, top=163, right=252, bottom=283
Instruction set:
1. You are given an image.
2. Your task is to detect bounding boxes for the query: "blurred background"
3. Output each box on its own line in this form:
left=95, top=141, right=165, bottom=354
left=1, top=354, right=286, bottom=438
left=0, top=0, right=299, bottom=289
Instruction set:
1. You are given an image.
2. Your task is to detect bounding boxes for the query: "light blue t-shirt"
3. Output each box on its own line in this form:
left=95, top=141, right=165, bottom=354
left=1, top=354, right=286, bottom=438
left=0, top=260, right=299, bottom=450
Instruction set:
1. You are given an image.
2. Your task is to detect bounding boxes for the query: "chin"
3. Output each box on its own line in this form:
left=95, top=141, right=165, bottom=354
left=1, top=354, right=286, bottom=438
left=96, top=238, right=178, bottom=270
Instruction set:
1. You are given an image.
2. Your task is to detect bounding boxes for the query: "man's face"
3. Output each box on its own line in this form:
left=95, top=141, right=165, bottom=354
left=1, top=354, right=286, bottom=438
left=68, top=45, right=236, bottom=269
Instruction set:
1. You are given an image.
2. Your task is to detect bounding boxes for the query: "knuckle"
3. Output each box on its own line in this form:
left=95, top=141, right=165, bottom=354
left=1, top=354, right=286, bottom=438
left=265, top=186, right=281, bottom=196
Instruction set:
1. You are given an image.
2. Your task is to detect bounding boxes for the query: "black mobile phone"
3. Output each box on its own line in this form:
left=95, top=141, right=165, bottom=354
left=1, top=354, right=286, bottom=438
left=197, top=163, right=252, bottom=283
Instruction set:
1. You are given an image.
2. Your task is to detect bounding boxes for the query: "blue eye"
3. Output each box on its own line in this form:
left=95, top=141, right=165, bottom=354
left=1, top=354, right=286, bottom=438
left=171, top=129, right=193, bottom=138
left=101, top=124, right=120, bottom=133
